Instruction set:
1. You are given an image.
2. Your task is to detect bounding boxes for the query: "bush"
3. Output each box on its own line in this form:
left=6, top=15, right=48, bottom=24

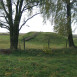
left=42, top=46, right=52, bottom=54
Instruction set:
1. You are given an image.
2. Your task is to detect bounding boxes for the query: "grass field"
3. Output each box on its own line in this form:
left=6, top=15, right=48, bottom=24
left=0, top=49, right=77, bottom=77
left=0, top=32, right=77, bottom=77
left=0, top=32, right=77, bottom=49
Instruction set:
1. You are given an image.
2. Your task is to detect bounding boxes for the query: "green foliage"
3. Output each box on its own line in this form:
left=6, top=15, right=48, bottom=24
left=39, top=0, right=77, bottom=35
left=43, top=46, right=52, bottom=54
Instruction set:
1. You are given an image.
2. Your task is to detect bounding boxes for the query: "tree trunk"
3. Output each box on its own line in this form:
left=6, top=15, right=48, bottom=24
left=10, top=26, right=19, bottom=50
left=68, top=34, right=75, bottom=47
left=67, top=0, right=75, bottom=47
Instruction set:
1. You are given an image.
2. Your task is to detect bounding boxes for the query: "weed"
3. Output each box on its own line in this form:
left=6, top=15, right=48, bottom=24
left=43, top=46, right=52, bottom=54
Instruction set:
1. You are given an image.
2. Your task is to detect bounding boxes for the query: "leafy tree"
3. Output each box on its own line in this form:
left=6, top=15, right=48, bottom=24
left=39, top=0, right=77, bottom=47
left=0, top=0, right=42, bottom=49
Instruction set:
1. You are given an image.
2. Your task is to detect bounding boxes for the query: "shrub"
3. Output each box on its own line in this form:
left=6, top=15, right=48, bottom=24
left=43, top=46, right=52, bottom=54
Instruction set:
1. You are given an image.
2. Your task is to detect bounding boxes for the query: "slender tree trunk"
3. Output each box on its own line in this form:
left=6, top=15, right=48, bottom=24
left=67, top=0, right=75, bottom=47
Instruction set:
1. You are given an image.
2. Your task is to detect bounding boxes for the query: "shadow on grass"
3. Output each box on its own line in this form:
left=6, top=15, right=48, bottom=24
left=11, top=48, right=77, bottom=57
left=11, top=49, right=47, bottom=57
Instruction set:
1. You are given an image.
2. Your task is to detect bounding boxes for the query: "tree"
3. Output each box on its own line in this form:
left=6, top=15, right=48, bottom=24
left=55, top=0, right=77, bottom=47
left=39, top=0, right=77, bottom=47
left=0, top=0, right=41, bottom=49
left=66, top=0, right=75, bottom=47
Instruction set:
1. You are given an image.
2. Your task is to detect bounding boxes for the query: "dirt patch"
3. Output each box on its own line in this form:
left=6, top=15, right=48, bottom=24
left=0, top=49, right=12, bottom=54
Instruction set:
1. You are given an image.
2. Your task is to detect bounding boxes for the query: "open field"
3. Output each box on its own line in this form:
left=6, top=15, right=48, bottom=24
left=0, top=32, right=77, bottom=49
left=0, top=32, right=77, bottom=77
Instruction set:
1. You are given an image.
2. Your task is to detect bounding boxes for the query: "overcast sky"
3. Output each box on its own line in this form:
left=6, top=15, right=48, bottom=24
left=0, top=14, right=77, bottom=34
left=0, top=14, right=54, bottom=33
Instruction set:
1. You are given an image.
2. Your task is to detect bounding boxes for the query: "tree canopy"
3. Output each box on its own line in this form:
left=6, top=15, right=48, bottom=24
left=38, top=0, right=77, bottom=35
left=38, top=0, right=77, bottom=47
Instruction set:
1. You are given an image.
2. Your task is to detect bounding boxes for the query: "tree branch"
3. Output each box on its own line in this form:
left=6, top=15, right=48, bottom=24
left=1, top=0, right=9, bottom=16
left=19, top=0, right=24, bottom=13
left=19, top=13, right=41, bottom=31
left=21, top=4, right=38, bottom=13
left=2, top=13, right=9, bottom=24
left=15, top=0, right=19, bottom=14
left=21, top=1, right=34, bottom=13
left=0, top=20, right=7, bottom=24
left=0, top=22, right=9, bottom=30
left=0, top=16, right=5, bottom=17
left=21, top=0, right=40, bottom=14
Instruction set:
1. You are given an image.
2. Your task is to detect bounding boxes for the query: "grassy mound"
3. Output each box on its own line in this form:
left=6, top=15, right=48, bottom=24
left=21, top=32, right=66, bottom=49
left=0, top=32, right=77, bottom=49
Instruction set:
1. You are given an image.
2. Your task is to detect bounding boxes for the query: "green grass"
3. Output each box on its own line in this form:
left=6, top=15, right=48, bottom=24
left=0, top=32, right=77, bottom=77
left=0, top=32, right=77, bottom=49
left=0, top=32, right=67, bottom=49
left=0, top=34, right=10, bottom=49
left=21, top=32, right=67, bottom=49
left=0, top=49, right=77, bottom=77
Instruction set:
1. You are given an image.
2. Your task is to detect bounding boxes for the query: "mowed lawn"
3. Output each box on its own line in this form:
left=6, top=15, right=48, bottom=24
left=0, top=32, right=77, bottom=77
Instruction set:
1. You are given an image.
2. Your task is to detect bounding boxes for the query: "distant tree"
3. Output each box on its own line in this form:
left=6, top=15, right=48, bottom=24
left=0, top=0, right=41, bottom=49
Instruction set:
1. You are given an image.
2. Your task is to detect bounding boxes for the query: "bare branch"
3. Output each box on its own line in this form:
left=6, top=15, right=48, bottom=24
left=19, top=13, right=41, bottom=31
left=0, top=22, right=9, bottom=30
left=19, top=0, right=24, bottom=13
left=21, top=1, right=35, bottom=13
left=16, top=0, right=19, bottom=14
left=2, top=13, right=9, bottom=24
left=1, top=26, right=9, bottom=30
left=0, top=16, right=5, bottom=17
left=0, top=20, right=7, bottom=24
left=13, top=2, right=17, bottom=6
left=21, top=4, right=38, bottom=13
left=1, top=0, right=9, bottom=16
left=6, top=0, right=12, bottom=14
